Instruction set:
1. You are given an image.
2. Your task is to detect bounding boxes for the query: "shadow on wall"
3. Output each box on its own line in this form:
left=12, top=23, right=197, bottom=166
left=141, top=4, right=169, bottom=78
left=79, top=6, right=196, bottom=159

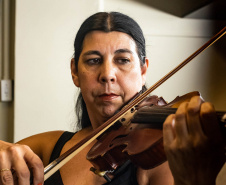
left=206, top=30, right=226, bottom=111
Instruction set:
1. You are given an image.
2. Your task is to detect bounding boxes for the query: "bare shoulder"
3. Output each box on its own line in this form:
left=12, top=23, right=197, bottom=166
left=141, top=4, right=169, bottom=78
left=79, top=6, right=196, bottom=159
left=137, top=162, right=174, bottom=185
left=17, top=130, right=65, bottom=165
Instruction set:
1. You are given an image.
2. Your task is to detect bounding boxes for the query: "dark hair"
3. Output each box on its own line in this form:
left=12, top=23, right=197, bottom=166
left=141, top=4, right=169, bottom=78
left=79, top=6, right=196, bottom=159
left=74, top=12, right=147, bottom=129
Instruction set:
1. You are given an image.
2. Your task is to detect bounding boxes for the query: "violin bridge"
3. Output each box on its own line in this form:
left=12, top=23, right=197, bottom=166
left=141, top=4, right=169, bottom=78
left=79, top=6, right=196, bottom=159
left=119, top=106, right=137, bottom=125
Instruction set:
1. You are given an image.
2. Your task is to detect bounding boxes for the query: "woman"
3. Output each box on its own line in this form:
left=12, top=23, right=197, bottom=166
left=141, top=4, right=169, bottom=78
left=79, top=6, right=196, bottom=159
left=0, top=12, right=224, bottom=185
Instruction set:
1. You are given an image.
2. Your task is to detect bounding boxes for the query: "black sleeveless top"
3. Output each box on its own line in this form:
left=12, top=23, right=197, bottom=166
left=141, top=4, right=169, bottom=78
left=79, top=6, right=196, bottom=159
left=44, top=132, right=138, bottom=185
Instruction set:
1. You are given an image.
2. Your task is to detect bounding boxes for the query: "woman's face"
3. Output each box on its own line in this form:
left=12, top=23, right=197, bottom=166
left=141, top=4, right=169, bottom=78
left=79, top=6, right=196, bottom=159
left=71, top=31, right=148, bottom=128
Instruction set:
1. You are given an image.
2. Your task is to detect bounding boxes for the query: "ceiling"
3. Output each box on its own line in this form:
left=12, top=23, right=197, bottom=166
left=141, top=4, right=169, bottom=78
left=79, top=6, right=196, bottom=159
left=136, top=0, right=226, bottom=20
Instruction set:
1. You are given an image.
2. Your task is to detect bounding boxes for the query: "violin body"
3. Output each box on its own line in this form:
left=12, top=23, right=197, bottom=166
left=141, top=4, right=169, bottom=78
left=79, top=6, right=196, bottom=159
left=87, top=91, right=207, bottom=172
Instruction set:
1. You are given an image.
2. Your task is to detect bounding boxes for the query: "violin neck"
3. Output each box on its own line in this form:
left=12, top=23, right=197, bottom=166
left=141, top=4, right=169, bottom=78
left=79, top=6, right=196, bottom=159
left=131, top=107, right=226, bottom=135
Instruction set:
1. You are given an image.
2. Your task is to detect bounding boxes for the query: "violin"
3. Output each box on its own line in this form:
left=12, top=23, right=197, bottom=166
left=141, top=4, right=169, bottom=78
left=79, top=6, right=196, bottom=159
left=43, top=26, right=226, bottom=181
left=87, top=91, right=226, bottom=175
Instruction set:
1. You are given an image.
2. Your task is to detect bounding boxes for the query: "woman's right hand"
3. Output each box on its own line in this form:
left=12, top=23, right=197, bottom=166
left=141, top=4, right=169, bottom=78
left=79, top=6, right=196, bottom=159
left=0, top=140, right=44, bottom=185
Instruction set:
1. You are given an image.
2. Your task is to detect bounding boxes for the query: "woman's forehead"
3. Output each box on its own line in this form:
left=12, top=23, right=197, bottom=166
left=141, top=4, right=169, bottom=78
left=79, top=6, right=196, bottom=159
left=82, top=31, right=137, bottom=53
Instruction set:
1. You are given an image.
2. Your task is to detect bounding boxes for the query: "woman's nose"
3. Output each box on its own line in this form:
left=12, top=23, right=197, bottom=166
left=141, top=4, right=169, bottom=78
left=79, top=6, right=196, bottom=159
left=99, top=62, right=116, bottom=83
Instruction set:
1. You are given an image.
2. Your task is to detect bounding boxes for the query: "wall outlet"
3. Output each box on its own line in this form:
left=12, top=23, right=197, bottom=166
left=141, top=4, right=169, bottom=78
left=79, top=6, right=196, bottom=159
left=1, top=80, right=13, bottom=102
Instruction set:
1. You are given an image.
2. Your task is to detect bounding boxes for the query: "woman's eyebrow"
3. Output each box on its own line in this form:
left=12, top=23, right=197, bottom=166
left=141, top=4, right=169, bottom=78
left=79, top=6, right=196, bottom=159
left=82, top=49, right=133, bottom=57
left=115, top=48, right=133, bottom=54
left=82, top=50, right=102, bottom=56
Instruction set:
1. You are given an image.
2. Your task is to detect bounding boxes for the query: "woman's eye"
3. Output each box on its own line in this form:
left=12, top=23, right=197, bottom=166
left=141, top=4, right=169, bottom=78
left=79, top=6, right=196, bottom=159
left=116, top=58, right=130, bottom=64
left=86, top=58, right=101, bottom=65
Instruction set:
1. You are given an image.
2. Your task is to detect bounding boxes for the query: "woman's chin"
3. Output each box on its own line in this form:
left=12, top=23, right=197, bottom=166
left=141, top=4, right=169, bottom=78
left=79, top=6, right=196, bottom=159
left=100, top=106, right=118, bottom=119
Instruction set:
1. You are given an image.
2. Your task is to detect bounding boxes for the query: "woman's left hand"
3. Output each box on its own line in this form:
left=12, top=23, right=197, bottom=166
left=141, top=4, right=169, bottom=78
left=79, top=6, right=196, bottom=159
left=163, top=96, right=225, bottom=185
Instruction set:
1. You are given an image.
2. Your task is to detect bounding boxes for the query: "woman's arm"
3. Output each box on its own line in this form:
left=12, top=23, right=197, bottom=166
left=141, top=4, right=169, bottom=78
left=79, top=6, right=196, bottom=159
left=0, top=130, right=64, bottom=185
left=17, top=131, right=64, bottom=165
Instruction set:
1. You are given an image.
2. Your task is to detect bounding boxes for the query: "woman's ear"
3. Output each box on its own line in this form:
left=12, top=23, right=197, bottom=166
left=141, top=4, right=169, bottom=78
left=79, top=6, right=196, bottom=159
left=71, top=58, right=80, bottom=87
left=141, top=57, right=149, bottom=86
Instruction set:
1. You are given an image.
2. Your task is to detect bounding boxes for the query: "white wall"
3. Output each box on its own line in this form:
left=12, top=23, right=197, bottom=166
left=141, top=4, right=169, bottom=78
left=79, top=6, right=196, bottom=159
left=14, top=0, right=102, bottom=141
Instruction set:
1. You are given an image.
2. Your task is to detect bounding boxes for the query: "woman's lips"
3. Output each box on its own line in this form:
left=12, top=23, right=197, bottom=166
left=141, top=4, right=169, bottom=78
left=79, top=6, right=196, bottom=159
left=98, top=93, right=119, bottom=101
